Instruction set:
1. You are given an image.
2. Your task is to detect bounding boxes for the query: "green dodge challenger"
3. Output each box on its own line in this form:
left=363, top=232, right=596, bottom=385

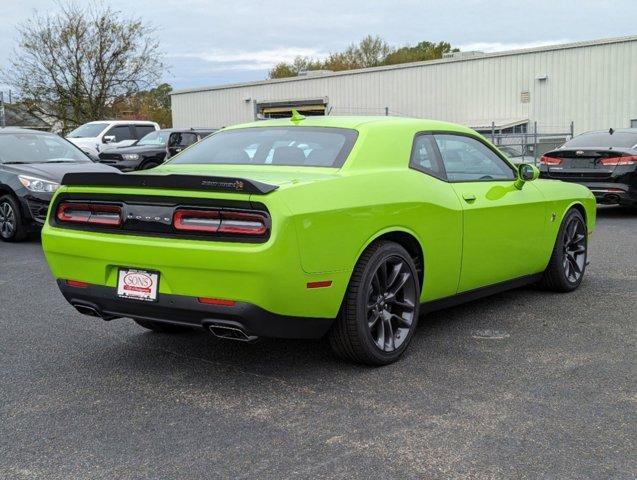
left=42, top=115, right=596, bottom=365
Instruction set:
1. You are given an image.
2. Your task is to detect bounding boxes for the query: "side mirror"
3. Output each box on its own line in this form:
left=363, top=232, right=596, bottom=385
left=103, top=135, right=116, bottom=144
left=514, top=164, right=540, bottom=190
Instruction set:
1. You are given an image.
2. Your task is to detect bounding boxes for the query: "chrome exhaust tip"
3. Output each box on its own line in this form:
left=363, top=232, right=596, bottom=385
left=207, top=323, right=258, bottom=343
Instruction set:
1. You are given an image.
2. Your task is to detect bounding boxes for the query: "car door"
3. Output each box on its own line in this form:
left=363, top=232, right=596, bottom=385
left=433, top=133, right=547, bottom=292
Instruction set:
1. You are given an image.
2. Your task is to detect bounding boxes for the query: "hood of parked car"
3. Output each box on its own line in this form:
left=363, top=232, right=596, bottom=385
left=104, top=145, right=166, bottom=156
left=2, top=161, right=118, bottom=183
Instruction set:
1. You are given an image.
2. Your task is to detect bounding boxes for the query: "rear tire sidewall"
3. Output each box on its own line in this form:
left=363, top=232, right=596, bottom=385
left=353, top=243, right=420, bottom=364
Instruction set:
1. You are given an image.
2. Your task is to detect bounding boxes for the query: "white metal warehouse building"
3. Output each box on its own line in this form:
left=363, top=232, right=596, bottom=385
left=171, top=36, right=637, bottom=136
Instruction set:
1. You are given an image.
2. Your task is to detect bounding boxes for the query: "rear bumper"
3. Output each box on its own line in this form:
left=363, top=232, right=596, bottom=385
left=58, top=280, right=333, bottom=339
left=539, top=172, right=636, bottom=206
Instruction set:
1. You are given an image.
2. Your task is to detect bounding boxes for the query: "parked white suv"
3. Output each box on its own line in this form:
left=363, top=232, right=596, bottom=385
left=66, top=120, right=160, bottom=157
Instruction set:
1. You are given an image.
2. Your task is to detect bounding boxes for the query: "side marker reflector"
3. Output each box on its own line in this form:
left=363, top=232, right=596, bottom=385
left=198, top=297, right=236, bottom=307
left=307, top=281, right=333, bottom=289
left=66, top=280, right=89, bottom=288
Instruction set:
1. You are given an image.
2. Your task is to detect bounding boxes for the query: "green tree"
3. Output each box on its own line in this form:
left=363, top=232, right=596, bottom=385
left=268, top=36, right=457, bottom=79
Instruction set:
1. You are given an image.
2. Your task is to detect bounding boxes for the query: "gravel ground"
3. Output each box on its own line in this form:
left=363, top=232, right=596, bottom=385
left=1, top=206, right=635, bottom=480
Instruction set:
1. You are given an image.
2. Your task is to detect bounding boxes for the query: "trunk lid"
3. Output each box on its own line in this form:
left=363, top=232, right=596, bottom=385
left=542, top=148, right=626, bottom=181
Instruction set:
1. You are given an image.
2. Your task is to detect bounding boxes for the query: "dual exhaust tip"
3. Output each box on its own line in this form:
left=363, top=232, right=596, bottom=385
left=72, top=303, right=258, bottom=343
left=207, top=323, right=259, bottom=343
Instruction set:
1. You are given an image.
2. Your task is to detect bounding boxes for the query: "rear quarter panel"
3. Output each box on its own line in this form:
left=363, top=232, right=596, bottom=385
left=279, top=168, right=464, bottom=303
left=533, top=179, right=597, bottom=263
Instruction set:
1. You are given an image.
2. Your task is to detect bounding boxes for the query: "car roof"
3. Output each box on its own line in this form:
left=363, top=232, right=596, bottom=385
left=83, top=120, right=158, bottom=125
left=158, top=128, right=216, bottom=133
left=0, top=127, right=55, bottom=135
left=579, top=128, right=637, bottom=135
left=225, top=115, right=476, bottom=135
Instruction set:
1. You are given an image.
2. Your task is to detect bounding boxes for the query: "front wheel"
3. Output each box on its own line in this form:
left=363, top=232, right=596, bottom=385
left=539, top=208, right=587, bottom=292
left=0, top=195, right=28, bottom=242
left=329, top=241, right=420, bottom=366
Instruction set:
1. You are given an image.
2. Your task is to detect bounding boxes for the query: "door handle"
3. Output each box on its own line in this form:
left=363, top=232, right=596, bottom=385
left=462, top=193, right=477, bottom=203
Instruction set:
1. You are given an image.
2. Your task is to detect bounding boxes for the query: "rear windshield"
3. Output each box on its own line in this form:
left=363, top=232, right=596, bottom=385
left=562, top=132, right=637, bottom=149
left=169, top=127, right=358, bottom=168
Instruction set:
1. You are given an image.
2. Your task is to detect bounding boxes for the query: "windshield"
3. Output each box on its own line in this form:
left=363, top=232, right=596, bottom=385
left=137, top=130, right=170, bottom=146
left=68, top=122, right=109, bottom=138
left=169, top=127, right=358, bottom=168
left=0, top=133, right=90, bottom=164
left=562, top=132, right=637, bottom=149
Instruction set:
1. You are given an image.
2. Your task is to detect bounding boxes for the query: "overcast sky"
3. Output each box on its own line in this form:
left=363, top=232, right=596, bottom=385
left=1, top=0, right=635, bottom=92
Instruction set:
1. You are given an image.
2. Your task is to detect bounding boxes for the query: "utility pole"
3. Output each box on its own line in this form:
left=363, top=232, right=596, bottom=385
left=0, top=92, right=5, bottom=128
left=0, top=92, right=6, bottom=128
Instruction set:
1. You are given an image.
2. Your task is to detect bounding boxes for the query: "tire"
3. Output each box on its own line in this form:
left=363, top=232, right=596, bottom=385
left=0, top=195, right=28, bottom=242
left=538, top=208, right=587, bottom=292
left=134, top=319, right=192, bottom=333
left=140, top=160, right=160, bottom=170
left=328, top=241, right=421, bottom=366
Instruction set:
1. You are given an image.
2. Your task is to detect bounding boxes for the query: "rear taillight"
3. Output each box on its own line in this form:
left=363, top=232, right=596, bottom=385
left=173, top=209, right=268, bottom=236
left=599, top=155, right=637, bottom=166
left=57, top=202, right=122, bottom=226
left=540, top=155, right=562, bottom=165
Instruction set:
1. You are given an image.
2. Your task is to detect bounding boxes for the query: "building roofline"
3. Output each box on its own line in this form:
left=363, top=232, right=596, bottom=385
left=171, top=35, right=637, bottom=96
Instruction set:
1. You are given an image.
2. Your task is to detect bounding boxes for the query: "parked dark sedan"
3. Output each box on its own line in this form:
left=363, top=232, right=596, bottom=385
left=98, top=128, right=215, bottom=171
left=0, top=128, right=117, bottom=241
left=539, top=128, right=637, bottom=208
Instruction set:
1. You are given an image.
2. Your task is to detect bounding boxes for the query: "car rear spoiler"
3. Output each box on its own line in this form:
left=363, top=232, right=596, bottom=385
left=61, top=172, right=279, bottom=195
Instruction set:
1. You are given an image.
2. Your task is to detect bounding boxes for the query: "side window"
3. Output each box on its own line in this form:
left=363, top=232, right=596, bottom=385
left=410, top=134, right=445, bottom=179
left=434, top=134, right=516, bottom=182
left=178, top=133, right=198, bottom=147
left=135, top=125, right=156, bottom=139
left=105, top=125, right=134, bottom=143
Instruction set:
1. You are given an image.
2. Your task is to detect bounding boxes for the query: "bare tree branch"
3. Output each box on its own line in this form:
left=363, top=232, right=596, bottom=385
left=1, top=0, right=163, bottom=130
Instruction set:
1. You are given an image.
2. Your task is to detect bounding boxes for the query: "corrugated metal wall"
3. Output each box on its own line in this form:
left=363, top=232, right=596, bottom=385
left=171, top=37, right=637, bottom=134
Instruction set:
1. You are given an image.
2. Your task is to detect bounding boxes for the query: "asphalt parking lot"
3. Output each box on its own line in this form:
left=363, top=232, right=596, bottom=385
left=1, top=207, right=635, bottom=480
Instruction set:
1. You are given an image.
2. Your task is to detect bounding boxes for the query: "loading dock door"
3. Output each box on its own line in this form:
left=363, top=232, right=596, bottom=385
left=258, top=98, right=327, bottom=119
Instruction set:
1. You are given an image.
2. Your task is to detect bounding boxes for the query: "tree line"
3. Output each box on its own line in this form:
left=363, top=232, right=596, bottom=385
left=269, top=35, right=458, bottom=79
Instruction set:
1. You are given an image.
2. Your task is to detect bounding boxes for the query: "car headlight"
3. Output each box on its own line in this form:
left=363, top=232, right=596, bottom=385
left=122, top=154, right=140, bottom=161
left=18, top=175, right=60, bottom=193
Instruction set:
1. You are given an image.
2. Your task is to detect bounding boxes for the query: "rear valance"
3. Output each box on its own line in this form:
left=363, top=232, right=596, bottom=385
left=60, top=172, right=279, bottom=195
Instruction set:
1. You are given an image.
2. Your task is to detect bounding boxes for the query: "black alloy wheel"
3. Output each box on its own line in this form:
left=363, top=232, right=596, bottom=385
left=562, top=215, right=587, bottom=283
left=366, top=256, right=417, bottom=352
left=329, top=241, right=420, bottom=365
left=539, top=208, right=587, bottom=292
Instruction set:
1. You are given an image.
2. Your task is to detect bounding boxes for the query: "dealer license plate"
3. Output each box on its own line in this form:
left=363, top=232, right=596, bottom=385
left=117, top=268, right=159, bottom=302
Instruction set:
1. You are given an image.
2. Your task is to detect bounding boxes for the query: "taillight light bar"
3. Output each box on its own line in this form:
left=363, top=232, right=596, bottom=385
left=57, top=202, right=122, bottom=226
left=599, top=155, right=637, bottom=166
left=173, top=209, right=268, bottom=236
left=540, top=155, right=562, bottom=165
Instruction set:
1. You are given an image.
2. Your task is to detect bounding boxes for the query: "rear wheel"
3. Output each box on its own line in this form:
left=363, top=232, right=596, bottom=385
left=329, top=241, right=420, bottom=366
left=0, top=195, right=28, bottom=242
left=539, top=208, right=587, bottom=292
left=134, top=319, right=192, bottom=333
